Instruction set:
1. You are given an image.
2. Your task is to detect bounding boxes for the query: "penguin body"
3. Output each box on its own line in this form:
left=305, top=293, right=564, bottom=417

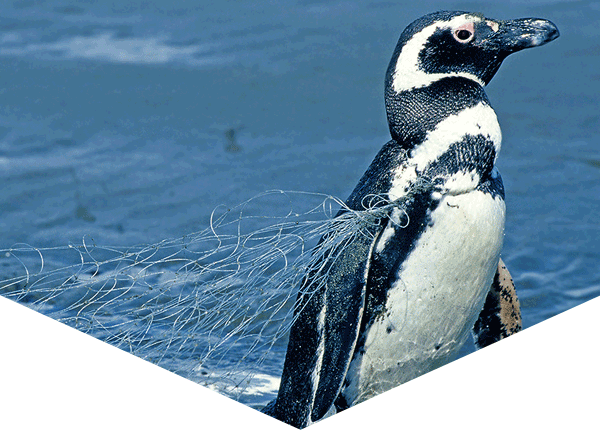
left=340, top=175, right=506, bottom=405
left=265, top=11, right=559, bottom=428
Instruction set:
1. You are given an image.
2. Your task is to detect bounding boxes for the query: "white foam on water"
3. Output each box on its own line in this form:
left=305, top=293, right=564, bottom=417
left=0, top=31, right=229, bottom=67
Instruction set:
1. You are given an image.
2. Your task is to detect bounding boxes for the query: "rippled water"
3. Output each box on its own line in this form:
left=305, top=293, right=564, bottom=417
left=1, top=0, right=598, bottom=410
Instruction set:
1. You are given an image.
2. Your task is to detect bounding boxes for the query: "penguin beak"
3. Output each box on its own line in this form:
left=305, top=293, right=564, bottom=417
left=487, top=18, right=560, bottom=54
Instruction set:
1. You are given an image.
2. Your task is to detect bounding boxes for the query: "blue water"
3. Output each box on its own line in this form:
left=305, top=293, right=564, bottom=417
left=1, top=0, right=599, bottom=410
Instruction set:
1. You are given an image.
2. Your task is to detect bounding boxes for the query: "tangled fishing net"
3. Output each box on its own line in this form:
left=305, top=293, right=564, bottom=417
left=0, top=190, right=404, bottom=408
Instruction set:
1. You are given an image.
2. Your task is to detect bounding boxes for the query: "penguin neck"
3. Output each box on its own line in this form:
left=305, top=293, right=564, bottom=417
left=384, top=76, right=503, bottom=201
left=385, top=76, right=490, bottom=148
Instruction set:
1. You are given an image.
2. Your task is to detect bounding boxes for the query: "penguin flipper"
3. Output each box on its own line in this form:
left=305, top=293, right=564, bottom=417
left=270, top=225, right=380, bottom=427
left=473, top=258, right=522, bottom=349
left=310, top=229, right=382, bottom=420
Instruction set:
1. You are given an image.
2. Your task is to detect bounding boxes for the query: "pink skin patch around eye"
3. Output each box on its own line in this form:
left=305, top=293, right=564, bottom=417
left=456, top=22, right=475, bottom=34
left=453, top=22, right=475, bottom=43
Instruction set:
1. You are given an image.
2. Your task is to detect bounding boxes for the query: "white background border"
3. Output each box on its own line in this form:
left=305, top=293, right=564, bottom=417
left=1, top=295, right=598, bottom=429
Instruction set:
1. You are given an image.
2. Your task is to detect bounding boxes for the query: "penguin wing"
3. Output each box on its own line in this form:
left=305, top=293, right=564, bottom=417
left=473, top=258, right=522, bottom=348
left=271, top=223, right=383, bottom=427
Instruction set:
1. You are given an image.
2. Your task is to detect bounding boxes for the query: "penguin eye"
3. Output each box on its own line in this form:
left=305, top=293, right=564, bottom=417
left=456, top=29, right=472, bottom=41
left=453, top=23, right=475, bottom=43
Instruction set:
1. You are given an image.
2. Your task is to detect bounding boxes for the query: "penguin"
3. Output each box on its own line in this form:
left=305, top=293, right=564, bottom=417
left=263, top=11, right=559, bottom=428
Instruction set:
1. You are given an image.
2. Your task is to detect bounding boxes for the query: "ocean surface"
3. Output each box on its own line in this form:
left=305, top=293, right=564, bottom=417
left=1, top=0, right=599, bottom=412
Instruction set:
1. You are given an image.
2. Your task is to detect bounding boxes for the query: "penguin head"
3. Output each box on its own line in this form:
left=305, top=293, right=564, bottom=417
left=384, top=11, right=559, bottom=145
left=386, top=11, right=559, bottom=92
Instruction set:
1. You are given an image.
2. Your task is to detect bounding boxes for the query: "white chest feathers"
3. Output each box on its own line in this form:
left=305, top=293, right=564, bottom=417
left=342, top=189, right=506, bottom=405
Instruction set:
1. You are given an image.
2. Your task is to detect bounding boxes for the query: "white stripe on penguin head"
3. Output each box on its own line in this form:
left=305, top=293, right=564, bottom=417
left=392, top=14, right=486, bottom=93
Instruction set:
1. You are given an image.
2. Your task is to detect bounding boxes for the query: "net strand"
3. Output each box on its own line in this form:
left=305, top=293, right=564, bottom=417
left=0, top=188, right=425, bottom=407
